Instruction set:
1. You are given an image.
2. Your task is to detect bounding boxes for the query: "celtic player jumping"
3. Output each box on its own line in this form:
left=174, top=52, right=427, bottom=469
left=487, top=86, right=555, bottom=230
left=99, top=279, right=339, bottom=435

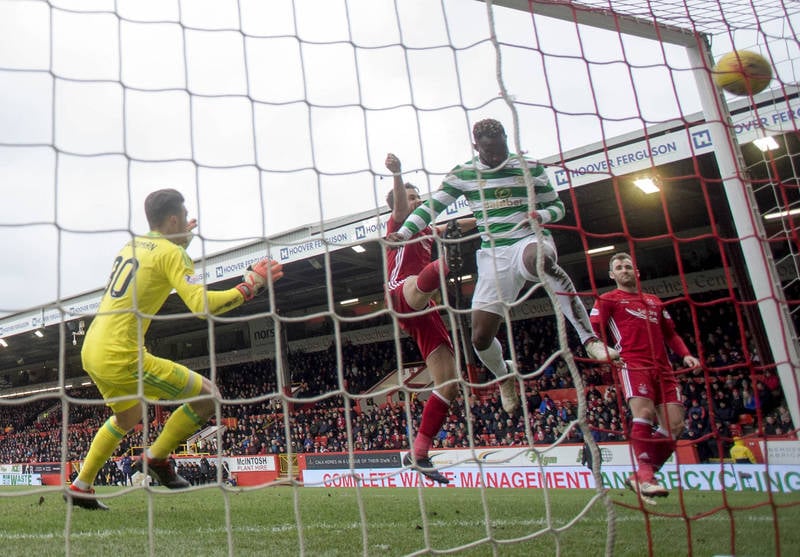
left=387, top=119, right=619, bottom=414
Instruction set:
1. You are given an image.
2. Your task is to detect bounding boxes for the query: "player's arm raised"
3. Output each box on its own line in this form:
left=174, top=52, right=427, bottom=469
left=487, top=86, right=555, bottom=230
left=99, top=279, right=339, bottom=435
left=166, top=250, right=284, bottom=315
left=178, top=218, right=198, bottom=249
left=391, top=180, right=460, bottom=242
left=386, top=153, right=411, bottom=223
left=235, top=258, right=284, bottom=301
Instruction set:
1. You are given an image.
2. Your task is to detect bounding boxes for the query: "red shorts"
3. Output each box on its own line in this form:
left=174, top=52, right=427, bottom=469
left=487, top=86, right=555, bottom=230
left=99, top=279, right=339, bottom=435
left=386, top=284, right=453, bottom=361
left=616, top=360, right=682, bottom=406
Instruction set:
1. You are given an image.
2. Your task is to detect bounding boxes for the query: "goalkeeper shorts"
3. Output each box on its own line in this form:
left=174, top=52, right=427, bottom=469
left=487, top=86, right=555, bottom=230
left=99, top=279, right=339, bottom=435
left=83, top=351, right=204, bottom=414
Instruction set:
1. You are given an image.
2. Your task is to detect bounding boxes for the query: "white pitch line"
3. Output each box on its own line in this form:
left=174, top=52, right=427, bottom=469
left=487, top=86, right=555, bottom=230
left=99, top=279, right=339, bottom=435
left=2, top=514, right=776, bottom=541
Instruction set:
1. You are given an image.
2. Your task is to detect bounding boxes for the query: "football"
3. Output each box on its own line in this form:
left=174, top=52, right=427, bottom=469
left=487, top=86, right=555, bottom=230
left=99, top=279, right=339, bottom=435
left=712, top=50, right=773, bottom=96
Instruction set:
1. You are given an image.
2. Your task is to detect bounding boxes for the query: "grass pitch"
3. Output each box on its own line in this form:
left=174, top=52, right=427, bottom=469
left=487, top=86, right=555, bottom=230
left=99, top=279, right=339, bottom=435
left=0, top=485, right=797, bottom=556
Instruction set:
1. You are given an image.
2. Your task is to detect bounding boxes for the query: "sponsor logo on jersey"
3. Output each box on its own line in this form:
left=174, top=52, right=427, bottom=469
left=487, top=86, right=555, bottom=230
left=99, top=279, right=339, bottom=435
left=495, top=187, right=512, bottom=199
left=625, top=307, right=658, bottom=324
left=484, top=198, right=523, bottom=210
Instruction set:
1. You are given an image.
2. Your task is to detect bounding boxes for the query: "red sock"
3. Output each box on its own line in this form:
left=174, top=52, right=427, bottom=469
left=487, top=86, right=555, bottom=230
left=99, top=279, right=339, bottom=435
left=415, top=259, right=449, bottom=293
left=651, top=429, right=676, bottom=471
left=630, top=420, right=656, bottom=480
left=414, top=391, right=450, bottom=458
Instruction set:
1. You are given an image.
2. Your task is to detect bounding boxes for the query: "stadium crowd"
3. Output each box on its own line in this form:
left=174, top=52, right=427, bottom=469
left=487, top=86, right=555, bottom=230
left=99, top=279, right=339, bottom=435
left=0, top=302, right=796, bottom=467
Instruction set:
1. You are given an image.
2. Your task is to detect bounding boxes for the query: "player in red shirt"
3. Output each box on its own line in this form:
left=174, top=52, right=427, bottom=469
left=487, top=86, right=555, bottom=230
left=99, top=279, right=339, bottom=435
left=384, top=153, right=475, bottom=484
left=590, top=252, right=700, bottom=504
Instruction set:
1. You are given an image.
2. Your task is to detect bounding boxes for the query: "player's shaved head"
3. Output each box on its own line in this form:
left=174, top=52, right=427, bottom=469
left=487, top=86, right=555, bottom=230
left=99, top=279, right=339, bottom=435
left=472, top=119, right=506, bottom=142
left=145, top=189, right=185, bottom=229
left=386, top=183, right=419, bottom=210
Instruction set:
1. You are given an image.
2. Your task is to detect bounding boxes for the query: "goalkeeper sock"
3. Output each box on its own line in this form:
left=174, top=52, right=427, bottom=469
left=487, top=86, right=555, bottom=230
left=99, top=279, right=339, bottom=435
left=76, top=416, right=128, bottom=488
left=651, top=427, right=676, bottom=471
left=149, top=404, right=205, bottom=460
left=414, top=391, right=450, bottom=458
left=415, top=259, right=449, bottom=294
left=475, top=338, right=510, bottom=378
left=631, top=418, right=656, bottom=479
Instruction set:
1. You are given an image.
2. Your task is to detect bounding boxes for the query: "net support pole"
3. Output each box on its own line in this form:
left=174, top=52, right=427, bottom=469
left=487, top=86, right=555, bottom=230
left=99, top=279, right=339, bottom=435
left=687, top=40, right=800, bottom=430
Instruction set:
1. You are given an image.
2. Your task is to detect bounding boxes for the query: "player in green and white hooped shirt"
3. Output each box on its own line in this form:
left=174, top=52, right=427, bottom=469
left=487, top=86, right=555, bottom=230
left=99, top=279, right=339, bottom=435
left=388, top=119, right=619, bottom=414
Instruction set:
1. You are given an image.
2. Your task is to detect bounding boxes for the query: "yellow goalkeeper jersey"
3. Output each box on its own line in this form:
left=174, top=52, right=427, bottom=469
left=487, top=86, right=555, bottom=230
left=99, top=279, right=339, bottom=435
left=82, top=232, right=244, bottom=367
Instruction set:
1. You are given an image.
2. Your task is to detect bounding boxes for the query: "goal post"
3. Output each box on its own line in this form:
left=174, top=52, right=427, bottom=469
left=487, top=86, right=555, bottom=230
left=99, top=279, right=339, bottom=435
left=484, top=0, right=800, bottom=427
left=686, top=41, right=800, bottom=430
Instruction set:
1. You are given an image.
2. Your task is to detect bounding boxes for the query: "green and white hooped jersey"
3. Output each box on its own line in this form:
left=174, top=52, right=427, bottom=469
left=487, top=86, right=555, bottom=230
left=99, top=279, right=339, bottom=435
left=400, top=155, right=565, bottom=248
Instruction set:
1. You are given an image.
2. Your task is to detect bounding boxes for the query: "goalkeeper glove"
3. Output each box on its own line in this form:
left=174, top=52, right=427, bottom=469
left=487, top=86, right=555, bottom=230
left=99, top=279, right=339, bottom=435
left=236, top=258, right=284, bottom=301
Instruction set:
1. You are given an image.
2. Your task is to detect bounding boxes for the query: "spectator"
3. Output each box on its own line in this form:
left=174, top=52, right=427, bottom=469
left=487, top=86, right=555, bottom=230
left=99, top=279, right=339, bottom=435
left=714, top=399, right=735, bottom=426
left=121, top=454, right=133, bottom=486
left=687, top=400, right=707, bottom=426
left=2, top=291, right=796, bottom=465
left=707, top=420, right=732, bottom=460
left=742, top=386, right=758, bottom=414
left=538, top=394, right=555, bottom=416
left=763, top=415, right=779, bottom=436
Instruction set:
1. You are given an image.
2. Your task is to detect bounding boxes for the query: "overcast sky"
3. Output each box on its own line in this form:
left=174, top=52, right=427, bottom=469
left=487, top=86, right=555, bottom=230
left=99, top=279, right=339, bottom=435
left=0, top=0, right=797, bottom=315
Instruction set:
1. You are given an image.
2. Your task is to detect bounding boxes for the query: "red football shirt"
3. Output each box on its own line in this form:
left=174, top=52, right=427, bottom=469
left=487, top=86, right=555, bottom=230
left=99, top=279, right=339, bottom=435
left=385, top=216, right=433, bottom=289
left=590, top=289, right=690, bottom=367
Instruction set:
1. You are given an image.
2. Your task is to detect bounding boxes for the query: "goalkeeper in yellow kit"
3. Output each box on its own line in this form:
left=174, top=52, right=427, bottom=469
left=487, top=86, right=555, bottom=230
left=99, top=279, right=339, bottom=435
left=65, top=189, right=283, bottom=510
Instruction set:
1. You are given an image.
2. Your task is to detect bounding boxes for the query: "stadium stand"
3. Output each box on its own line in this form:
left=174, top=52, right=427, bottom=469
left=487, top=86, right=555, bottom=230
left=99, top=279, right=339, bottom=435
left=1, top=306, right=794, bottom=467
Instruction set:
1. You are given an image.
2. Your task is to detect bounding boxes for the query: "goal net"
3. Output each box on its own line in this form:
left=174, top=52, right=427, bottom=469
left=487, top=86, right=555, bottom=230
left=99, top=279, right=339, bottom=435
left=0, top=0, right=798, bottom=556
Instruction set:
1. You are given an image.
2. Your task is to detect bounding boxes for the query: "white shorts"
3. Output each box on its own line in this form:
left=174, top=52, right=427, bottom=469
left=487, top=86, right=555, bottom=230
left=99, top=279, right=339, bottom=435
left=471, top=235, right=556, bottom=316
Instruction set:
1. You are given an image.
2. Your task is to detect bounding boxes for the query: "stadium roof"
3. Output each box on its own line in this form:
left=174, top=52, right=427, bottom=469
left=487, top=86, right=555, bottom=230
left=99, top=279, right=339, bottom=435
left=1, top=87, right=797, bottom=390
